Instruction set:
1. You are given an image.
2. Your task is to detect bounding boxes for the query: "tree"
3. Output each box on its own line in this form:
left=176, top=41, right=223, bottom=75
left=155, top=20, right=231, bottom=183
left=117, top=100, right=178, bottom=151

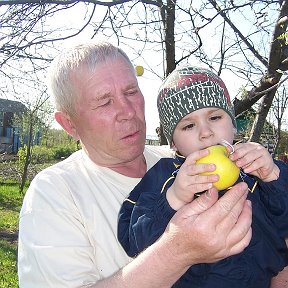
left=14, top=87, right=53, bottom=193
left=41, top=127, right=76, bottom=147
left=272, top=86, right=288, bottom=154
left=0, top=0, right=287, bottom=146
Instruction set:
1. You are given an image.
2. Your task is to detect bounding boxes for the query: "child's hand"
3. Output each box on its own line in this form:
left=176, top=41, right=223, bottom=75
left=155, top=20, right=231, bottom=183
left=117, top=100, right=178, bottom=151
left=229, top=142, right=280, bottom=182
left=166, top=149, right=219, bottom=210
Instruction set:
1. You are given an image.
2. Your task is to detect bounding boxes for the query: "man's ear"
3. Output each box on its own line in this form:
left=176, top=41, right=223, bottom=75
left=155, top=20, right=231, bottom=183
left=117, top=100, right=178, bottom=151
left=54, top=111, right=80, bottom=140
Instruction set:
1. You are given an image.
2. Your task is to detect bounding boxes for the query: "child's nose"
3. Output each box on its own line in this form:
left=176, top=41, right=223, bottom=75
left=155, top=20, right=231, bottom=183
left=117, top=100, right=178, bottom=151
left=199, top=124, right=213, bottom=139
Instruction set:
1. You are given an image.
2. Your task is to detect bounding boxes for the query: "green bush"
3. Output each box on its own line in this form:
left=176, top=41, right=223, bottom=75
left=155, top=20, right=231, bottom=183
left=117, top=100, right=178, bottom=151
left=17, top=144, right=79, bottom=164
left=31, top=145, right=55, bottom=163
left=53, top=145, right=79, bottom=160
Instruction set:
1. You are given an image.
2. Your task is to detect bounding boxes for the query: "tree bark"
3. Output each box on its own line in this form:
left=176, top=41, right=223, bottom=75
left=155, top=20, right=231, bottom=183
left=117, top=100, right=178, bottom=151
left=249, top=0, right=288, bottom=142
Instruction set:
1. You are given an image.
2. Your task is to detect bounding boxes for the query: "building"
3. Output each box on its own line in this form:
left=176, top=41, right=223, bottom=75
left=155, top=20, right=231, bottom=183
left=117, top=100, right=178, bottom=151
left=0, top=98, right=27, bottom=154
left=145, top=134, right=160, bottom=146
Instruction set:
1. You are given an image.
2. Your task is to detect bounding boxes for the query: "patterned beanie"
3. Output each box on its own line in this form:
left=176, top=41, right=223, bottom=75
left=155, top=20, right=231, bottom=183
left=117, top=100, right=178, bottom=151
left=157, top=65, right=236, bottom=143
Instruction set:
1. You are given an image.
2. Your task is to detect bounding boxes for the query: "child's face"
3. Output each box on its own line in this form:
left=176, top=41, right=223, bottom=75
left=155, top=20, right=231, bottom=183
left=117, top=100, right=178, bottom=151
left=171, top=107, right=235, bottom=157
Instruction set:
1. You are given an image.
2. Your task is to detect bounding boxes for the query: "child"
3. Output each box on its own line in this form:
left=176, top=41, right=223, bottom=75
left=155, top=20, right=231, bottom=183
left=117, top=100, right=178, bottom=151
left=117, top=65, right=288, bottom=288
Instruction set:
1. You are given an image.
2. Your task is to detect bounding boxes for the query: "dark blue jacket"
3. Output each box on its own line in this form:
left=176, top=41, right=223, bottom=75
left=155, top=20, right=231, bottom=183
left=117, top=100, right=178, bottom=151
left=118, top=156, right=288, bottom=288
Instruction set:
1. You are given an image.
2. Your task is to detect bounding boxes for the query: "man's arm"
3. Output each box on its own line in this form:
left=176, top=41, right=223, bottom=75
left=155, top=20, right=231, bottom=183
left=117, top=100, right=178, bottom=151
left=270, top=238, right=288, bottom=288
left=270, top=265, right=288, bottom=288
left=94, top=183, right=252, bottom=288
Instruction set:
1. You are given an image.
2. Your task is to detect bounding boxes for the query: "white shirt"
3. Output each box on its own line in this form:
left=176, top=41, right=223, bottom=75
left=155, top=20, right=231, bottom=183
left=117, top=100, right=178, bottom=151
left=18, top=145, right=172, bottom=288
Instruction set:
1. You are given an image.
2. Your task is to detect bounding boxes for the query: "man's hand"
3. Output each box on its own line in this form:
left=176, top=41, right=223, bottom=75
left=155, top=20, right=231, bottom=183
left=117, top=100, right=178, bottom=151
left=270, top=266, right=288, bottom=288
left=162, top=182, right=252, bottom=268
left=99, top=182, right=252, bottom=288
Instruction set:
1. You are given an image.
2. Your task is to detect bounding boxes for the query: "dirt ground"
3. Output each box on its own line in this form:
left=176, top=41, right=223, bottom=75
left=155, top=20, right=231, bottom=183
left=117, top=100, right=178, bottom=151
left=0, top=153, right=18, bottom=162
left=0, top=153, right=51, bottom=182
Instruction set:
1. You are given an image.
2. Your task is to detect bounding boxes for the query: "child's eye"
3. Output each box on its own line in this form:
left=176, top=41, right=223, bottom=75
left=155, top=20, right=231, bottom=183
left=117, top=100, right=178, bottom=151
left=210, top=115, right=222, bottom=121
left=183, top=123, right=195, bottom=130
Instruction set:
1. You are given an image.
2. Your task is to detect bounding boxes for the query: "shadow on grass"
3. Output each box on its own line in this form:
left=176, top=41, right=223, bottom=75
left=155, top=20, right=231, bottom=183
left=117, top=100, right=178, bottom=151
left=0, top=231, right=18, bottom=243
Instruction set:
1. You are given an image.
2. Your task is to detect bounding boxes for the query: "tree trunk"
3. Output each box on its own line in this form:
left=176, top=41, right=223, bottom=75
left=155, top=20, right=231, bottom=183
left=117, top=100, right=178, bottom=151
left=249, top=1, right=288, bottom=141
left=249, top=87, right=278, bottom=142
left=158, top=0, right=176, bottom=145
left=19, top=117, right=33, bottom=193
left=274, top=119, right=282, bottom=155
left=164, top=0, right=176, bottom=77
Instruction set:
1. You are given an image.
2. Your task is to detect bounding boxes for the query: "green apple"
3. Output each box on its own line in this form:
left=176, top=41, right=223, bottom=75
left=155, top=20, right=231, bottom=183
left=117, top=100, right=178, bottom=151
left=196, top=144, right=240, bottom=190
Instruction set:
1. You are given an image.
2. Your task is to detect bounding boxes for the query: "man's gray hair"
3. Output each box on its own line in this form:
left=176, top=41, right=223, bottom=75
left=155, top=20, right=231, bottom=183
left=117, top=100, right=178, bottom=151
left=48, top=41, right=134, bottom=115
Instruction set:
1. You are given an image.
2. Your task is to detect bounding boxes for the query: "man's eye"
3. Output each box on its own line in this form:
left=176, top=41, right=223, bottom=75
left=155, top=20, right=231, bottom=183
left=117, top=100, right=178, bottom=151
left=93, top=99, right=111, bottom=109
left=183, top=123, right=194, bottom=130
left=126, top=89, right=137, bottom=96
left=101, top=99, right=112, bottom=106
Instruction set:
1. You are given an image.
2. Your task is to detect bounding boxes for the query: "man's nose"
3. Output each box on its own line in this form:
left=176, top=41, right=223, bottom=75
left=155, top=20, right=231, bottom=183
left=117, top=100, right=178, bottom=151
left=115, top=96, right=136, bottom=121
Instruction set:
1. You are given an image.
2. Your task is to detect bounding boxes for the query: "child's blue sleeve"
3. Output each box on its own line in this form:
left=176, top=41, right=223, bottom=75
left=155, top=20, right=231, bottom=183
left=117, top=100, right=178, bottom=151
left=257, top=160, right=288, bottom=238
left=117, top=159, right=176, bottom=257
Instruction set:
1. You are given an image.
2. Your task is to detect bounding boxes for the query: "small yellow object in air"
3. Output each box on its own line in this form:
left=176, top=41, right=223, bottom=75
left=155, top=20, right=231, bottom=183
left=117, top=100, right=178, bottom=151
left=135, top=65, right=144, bottom=76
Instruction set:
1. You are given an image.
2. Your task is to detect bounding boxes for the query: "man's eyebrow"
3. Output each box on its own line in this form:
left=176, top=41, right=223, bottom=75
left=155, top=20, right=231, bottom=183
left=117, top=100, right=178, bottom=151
left=91, top=83, right=138, bottom=103
left=93, top=91, right=111, bottom=101
left=124, top=82, right=138, bottom=90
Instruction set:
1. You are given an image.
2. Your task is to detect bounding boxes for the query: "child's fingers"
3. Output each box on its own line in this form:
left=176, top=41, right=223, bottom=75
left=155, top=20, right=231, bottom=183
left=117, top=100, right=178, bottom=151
left=230, top=142, right=276, bottom=180
left=185, top=162, right=216, bottom=176
left=230, top=143, right=268, bottom=167
left=185, top=148, right=210, bottom=163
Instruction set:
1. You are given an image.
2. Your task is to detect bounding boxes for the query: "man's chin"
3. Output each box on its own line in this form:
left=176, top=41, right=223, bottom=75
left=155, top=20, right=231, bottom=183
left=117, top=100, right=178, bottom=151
left=122, top=142, right=145, bottom=157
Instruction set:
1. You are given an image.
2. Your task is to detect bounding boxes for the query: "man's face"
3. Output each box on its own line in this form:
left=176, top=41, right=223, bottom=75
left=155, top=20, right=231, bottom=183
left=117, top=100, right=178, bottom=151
left=68, top=56, right=146, bottom=168
left=172, top=107, right=235, bottom=157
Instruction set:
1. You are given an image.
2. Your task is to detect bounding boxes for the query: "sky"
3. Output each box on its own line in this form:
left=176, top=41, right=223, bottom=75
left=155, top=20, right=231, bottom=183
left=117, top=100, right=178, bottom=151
left=137, top=71, right=162, bottom=138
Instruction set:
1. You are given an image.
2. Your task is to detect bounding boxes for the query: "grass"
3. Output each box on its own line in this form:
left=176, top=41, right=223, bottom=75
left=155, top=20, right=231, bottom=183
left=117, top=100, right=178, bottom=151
left=0, top=180, right=24, bottom=288
left=0, top=156, right=65, bottom=287
left=0, top=159, right=54, bottom=288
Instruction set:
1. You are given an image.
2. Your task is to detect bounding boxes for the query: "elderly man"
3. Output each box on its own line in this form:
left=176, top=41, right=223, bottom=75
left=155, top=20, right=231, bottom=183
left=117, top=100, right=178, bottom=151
left=18, top=41, right=252, bottom=287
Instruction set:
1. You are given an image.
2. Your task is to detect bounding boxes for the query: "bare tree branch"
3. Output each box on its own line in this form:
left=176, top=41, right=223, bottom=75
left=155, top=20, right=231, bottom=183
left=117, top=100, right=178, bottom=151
left=1, top=0, right=288, bottom=147
left=208, top=0, right=269, bottom=67
left=0, top=0, right=162, bottom=7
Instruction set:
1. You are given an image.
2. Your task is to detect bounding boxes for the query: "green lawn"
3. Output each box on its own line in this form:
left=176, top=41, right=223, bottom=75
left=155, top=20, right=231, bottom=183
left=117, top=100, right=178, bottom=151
left=0, top=152, right=69, bottom=288
left=0, top=180, right=24, bottom=288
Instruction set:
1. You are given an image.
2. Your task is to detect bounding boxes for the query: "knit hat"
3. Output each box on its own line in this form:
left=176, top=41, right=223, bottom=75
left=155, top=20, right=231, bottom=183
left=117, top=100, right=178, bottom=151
left=157, top=65, right=236, bottom=143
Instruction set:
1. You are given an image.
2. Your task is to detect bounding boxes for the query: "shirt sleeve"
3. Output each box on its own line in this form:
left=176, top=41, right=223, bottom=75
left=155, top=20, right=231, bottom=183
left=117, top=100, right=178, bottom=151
left=118, top=159, right=176, bottom=257
left=18, top=173, right=100, bottom=288
left=257, top=160, right=288, bottom=238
